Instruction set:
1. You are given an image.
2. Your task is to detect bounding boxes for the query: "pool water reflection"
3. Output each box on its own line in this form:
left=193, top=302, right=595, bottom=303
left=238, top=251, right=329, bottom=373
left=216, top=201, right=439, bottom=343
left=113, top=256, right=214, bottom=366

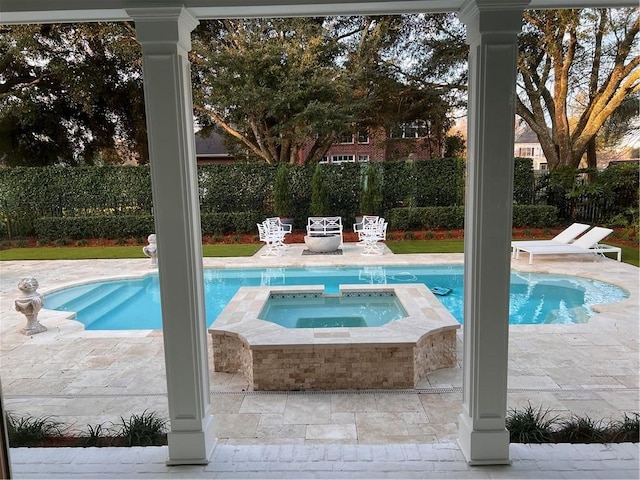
left=43, top=265, right=629, bottom=330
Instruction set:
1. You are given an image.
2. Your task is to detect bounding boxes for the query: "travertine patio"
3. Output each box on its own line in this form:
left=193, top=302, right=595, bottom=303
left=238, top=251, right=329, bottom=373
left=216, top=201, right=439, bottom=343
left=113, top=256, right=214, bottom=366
left=0, top=242, right=638, bottom=447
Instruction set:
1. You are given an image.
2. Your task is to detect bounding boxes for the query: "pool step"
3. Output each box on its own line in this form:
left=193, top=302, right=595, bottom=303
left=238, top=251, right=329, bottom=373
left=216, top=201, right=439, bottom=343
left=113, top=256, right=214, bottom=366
left=46, top=283, right=126, bottom=313
left=79, top=287, right=146, bottom=328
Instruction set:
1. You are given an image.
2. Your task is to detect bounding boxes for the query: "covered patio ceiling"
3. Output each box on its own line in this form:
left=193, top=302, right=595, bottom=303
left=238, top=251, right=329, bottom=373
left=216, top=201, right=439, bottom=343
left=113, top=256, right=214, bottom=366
left=1, top=0, right=635, bottom=23
left=1, top=0, right=635, bottom=470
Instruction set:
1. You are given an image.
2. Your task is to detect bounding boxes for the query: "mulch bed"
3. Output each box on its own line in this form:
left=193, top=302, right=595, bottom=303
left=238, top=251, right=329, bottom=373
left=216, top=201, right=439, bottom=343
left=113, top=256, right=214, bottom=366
left=2, top=228, right=637, bottom=249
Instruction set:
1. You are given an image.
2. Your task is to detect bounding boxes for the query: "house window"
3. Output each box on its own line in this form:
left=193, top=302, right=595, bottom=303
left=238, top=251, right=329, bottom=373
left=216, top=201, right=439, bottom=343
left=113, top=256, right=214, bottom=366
left=337, top=132, right=354, bottom=144
left=539, top=162, right=548, bottom=170
left=358, top=155, right=370, bottom=162
left=517, top=147, right=535, bottom=157
left=357, top=129, right=369, bottom=144
left=319, top=156, right=329, bottom=164
left=389, top=121, right=428, bottom=139
left=331, top=155, right=354, bottom=163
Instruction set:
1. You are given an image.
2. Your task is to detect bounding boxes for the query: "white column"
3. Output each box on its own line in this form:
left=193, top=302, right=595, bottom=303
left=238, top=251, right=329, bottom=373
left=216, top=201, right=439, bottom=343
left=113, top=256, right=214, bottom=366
left=128, top=7, right=216, bottom=465
left=457, top=0, right=528, bottom=465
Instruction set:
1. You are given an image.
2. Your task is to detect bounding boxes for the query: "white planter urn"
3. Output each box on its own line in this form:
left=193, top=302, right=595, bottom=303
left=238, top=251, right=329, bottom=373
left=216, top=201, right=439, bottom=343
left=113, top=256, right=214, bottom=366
left=143, top=233, right=158, bottom=268
left=15, top=277, right=47, bottom=335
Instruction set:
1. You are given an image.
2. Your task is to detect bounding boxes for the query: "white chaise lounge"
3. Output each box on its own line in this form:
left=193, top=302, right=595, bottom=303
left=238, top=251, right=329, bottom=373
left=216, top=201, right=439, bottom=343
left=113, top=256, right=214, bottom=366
left=512, top=226, right=621, bottom=264
left=511, top=222, right=590, bottom=258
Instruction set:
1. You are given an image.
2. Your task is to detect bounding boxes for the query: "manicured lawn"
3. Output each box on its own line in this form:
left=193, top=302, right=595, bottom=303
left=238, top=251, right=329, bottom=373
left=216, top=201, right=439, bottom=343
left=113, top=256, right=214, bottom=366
left=387, top=240, right=464, bottom=254
left=0, top=244, right=260, bottom=261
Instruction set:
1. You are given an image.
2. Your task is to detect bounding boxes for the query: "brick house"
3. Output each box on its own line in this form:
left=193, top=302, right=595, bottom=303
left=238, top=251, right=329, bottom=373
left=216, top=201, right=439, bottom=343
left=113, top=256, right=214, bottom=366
left=312, top=122, right=443, bottom=164
left=194, top=130, right=235, bottom=164
left=196, top=123, right=443, bottom=164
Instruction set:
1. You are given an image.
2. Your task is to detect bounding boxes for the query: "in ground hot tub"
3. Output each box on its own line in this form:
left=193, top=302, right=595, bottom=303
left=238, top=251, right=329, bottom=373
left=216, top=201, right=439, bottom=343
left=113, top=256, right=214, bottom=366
left=209, top=284, right=459, bottom=391
left=259, top=291, right=407, bottom=328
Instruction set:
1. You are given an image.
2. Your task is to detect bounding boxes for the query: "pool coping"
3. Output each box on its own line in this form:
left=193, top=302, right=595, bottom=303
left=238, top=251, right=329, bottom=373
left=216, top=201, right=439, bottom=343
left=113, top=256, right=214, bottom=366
left=208, top=283, right=460, bottom=390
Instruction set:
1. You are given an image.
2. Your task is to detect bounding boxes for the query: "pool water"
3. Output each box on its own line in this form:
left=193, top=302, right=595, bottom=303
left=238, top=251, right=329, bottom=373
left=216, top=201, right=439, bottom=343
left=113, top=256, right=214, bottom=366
left=43, top=265, right=629, bottom=330
left=259, top=291, right=407, bottom=328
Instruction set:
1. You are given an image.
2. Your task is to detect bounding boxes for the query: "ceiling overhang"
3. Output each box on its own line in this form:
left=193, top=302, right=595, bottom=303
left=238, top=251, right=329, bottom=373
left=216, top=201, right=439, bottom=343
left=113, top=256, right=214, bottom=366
left=1, top=0, right=636, bottom=24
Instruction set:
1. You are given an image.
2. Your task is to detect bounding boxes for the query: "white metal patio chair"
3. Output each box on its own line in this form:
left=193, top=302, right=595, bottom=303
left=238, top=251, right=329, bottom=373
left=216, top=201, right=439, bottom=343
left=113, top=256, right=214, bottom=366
left=257, top=221, right=286, bottom=257
left=265, top=217, right=291, bottom=247
left=353, top=215, right=379, bottom=245
left=361, top=218, right=388, bottom=256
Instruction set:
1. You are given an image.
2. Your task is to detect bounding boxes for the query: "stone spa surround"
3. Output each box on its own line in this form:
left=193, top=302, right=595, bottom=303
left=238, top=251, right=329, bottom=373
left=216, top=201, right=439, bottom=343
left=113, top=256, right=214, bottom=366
left=209, top=284, right=460, bottom=391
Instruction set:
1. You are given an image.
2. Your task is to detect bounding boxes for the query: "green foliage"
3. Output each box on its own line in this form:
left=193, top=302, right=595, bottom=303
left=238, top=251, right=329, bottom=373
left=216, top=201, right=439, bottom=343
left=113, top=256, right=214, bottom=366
left=83, top=423, right=107, bottom=447
left=113, top=410, right=167, bottom=447
left=556, top=415, right=609, bottom=444
left=0, top=159, right=632, bottom=240
left=323, top=163, right=361, bottom=223
left=309, top=163, right=329, bottom=216
left=609, top=412, right=640, bottom=443
left=517, top=9, right=639, bottom=169
left=35, top=216, right=155, bottom=241
left=390, top=205, right=557, bottom=231
left=507, top=405, right=640, bottom=444
left=359, top=162, right=383, bottom=215
left=506, top=403, right=558, bottom=444
left=199, top=163, right=271, bottom=213
left=272, top=163, right=293, bottom=217
left=512, top=205, right=558, bottom=228
left=380, top=160, right=417, bottom=212
left=444, top=133, right=466, bottom=158
left=200, top=212, right=263, bottom=235
left=34, top=212, right=259, bottom=241
left=0, top=165, right=152, bottom=238
left=0, top=23, right=148, bottom=166
left=599, top=163, right=640, bottom=217
left=388, top=206, right=465, bottom=230
left=513, top=157, right=535, bottom=204
left=415, top=158, right=464, bottom=206
left=6, top=412, right=64, bottom=446
left=191, top=18, right=359, bottom=164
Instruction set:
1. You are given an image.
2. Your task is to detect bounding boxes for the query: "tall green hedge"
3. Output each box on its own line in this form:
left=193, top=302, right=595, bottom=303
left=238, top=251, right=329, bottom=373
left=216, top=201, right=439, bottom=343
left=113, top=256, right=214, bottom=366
left=1, top=158, right=630, bottom=240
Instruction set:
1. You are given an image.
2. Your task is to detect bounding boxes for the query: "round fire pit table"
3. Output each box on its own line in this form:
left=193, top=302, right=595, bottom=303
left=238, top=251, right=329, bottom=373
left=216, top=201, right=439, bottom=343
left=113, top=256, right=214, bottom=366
left=304, top=234, right=341, bottom=253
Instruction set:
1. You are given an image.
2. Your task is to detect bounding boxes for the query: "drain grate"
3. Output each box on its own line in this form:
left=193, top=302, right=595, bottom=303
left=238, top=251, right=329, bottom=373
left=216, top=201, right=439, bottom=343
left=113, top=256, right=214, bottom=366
left=5, top=386, right=637, bottom=400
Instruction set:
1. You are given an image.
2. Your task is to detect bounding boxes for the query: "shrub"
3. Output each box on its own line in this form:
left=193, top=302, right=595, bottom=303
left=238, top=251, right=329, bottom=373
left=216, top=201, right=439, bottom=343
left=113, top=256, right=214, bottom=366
left=309, top=163, right=329, bottom=216
left=556, top=415, right=609, bottom=444
left=506, top=406, right=640, bottom=444
left=505, top=403, right=558, bottom=443
left=272, top=163, right=293, bottom=218
left=7, top=413, right=64, bottom=446
left=512, top=205, right=558, bottom=228
left=113, top=410, right=167, bottom=447
left=360, top=162, right=383, bottom=215
left=82, top=423, right=107, bottom=447
left=35, top=215, right=155, bottom=241
left=609, top=412, right=639, bottom=443
left=388, top=206, right=465, bottom=230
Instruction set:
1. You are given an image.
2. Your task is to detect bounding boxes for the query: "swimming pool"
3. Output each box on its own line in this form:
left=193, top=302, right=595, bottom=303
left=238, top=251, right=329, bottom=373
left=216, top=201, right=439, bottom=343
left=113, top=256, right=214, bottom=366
left=43, top=265, right=629, bottom=330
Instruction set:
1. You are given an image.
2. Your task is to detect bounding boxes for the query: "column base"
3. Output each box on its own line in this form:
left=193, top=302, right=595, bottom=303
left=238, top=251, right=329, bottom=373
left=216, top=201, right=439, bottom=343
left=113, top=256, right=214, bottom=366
left=458, top=413, right=511, bottom=465
left=166, top=414, right=217, bottom=466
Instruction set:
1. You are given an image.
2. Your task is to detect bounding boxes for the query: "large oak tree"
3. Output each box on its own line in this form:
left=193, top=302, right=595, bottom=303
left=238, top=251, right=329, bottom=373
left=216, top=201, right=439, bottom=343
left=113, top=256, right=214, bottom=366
left=516, top=8, right=639, bottom=169
left=0, top=23, right=148, bottom=166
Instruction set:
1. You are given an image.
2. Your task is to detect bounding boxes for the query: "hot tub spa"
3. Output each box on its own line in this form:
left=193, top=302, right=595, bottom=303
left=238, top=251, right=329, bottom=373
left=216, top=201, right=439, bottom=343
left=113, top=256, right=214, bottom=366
left=208, top=283, right=460, bottom=391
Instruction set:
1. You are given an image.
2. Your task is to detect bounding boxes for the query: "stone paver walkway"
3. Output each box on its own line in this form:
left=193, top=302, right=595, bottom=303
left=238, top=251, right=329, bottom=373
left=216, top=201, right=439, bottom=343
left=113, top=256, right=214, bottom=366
left=1, top=242, right=638, bottom=477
